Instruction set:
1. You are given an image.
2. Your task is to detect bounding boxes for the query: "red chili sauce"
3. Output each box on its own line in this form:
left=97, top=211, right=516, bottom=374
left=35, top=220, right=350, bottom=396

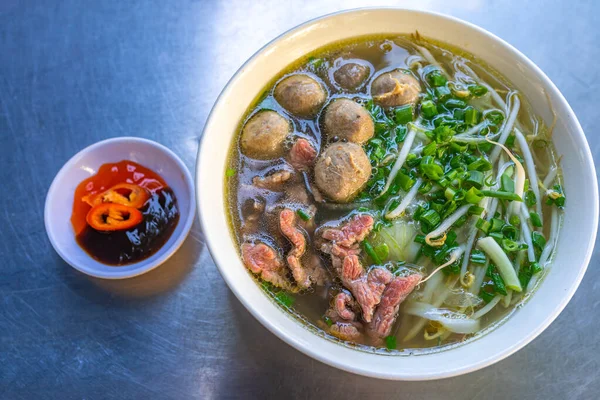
left=71, top=160, right=180, bottom=265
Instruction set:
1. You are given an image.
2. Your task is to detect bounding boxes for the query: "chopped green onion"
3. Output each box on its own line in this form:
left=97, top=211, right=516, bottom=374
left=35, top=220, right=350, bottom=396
left=471, top=249, right=487, bottom=264
left=324, top=316, right=333, bottom=327
left=421, top=100, right=438, bottom=118
left=296, top=209, right=311, bottom=221
left=465, top=108, right=481, bottom=125
left=418, top=180, right=433, bottom=194
left=466, top=170, right=484, bottom=189
left=427, top=70, right=447, bottom=87
left=476, top=218, right=491, bottom=234
left=275, top=291, right=295, bottom=307
left=465, top=187, right=484, bottom=204
left=468, top=84, right=488, bottom=97
left=501, top=173, right=515, bottom=193
left=530, top=212, right=542, bottom=228
left=524, top=190, right=536, bottom=207
left=501, top=238, right=519, bottom=252
left=468, top=158, right=493, bottom=172
left=444, top=187, right=457, bottom=201
left=489, top=218, right=504, bottom=233
left=420, top=209, right=441, bottom=228
left=479, top=290, right=495, bottom=303
left=485, top=110, right=504, bottom=125
left=481, top=190, right=523, bottom=202
left=444, top=98, right=467, bottom=109
left=434, top=86, right=452, bottom=101
left=374, top=243, right=389, bottom=261
left=395, top=125, right=408, bottom=143
left=362, top=240, right=382, bottom=265
left=502, top=224, right=518, bottom=240
left=509, top=215, right=521, bottom=227
left=505, top=134, right=516, bottom=148
left=420, top=156, right=444, bottom=180
left=477, top=237, right=522, bottom=292
left=469, top=206, right=485, bottom=215
left=394, top=105, right=414, bottom=125
left=385, top=335, right=397, bottom=350
left=225, top=168, right=236, bottom=177
left=531, top=232, right=546, bottom=251
left=423, top=141, right=438, bottom=156
left=489, top=265, right=508, bottom=295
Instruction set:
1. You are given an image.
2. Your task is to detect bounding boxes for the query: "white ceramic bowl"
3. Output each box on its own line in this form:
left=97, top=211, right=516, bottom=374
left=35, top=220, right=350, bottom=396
left=197, top=8, right=598, bottom=379
left=45, top=137, right=195, bottom=279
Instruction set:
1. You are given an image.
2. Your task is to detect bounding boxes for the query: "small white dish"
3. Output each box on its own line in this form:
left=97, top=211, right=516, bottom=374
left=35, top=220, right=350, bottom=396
left=197, top=8, right=598, bottom=380
left=45, top=137, right=195, bottom=279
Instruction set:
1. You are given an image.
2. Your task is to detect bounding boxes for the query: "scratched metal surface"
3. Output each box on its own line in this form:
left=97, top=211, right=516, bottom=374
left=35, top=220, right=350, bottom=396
left=1, top=0, right=598, bottom=399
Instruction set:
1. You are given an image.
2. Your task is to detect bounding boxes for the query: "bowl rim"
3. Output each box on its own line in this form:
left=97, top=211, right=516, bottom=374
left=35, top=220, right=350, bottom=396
left=45, top=136, right=196, bottom=279
left=196, top=7, right=598, bottom=379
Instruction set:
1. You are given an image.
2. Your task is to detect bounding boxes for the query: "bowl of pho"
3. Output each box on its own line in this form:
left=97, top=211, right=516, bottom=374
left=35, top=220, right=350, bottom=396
left=197, top=8, right=598, bottom=380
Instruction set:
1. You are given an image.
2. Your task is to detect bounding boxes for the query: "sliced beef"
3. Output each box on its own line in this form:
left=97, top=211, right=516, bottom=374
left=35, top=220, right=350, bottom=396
left=329, top=322, right=363, bottom=341
left=252, top=169, right=293, bottom=189
left=368, top=274, right=422, bottom=338
left=334, top=291, right=356, bottom=321
left=289, top=138, right=317, bottom=170
left=241, top=242, right=290, bottom=289
left=319, top=214, right=374, bottom=276
left=322, top=214, right=374, bottom=247
left=323, top=290, right=364, bottom=342
left=341, top=255, right=393, bottom=323
left=279, top=208, right=325, bottom=288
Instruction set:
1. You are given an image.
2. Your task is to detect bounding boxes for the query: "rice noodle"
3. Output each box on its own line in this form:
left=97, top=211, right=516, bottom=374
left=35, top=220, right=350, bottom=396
left=379, top=126, right=417, bottom=197
left=515, top=128, right=542, bottom=219
left=386, top=178, right=423, bottom=219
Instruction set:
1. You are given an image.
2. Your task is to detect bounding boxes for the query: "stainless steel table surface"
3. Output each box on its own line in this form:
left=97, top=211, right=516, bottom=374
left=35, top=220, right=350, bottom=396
left=1, top=0, right=598, bottom=399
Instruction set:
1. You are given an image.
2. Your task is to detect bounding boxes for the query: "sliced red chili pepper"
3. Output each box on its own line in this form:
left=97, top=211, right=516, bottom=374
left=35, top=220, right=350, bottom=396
left=86, top=203, right=143, bottom=231
left=83, top=183, right=150, bottom=209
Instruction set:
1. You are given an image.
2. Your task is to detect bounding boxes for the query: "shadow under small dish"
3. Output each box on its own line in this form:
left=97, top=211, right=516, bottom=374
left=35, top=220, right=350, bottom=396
left=71, top=160, right=180, bottom=265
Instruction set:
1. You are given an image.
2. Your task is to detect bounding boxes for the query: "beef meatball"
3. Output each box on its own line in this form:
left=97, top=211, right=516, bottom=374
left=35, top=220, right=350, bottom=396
left=323, top=99, right=374, bottom=144
left=274, top=74, right=327, bottom=118
left=333, top=62, right=370, bottom=90
left=240, top=111, right=290, bottom=159
left=314, top=142, right=371, bottom=203
left=371, top=69, right=421, bottom=108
